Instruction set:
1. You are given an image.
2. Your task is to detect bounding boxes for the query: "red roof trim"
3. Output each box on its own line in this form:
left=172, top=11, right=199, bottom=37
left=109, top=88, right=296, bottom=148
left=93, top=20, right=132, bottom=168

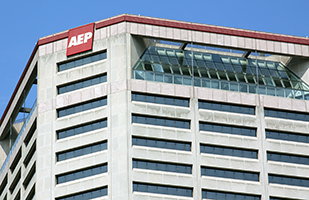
left=96, top=15, right=309, bottom=45
left=1, top=14, right=309, bottom=128
left=0, top=44, right=39, bottom=128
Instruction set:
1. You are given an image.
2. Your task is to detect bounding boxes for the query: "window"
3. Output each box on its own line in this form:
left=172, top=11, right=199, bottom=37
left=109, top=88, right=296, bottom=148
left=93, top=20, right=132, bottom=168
left=132, top=114, right=190, bottom=129
left=267, top=152, right=309, bottom=165
left=57, top=163, right=107, bottom=184
left=202, top=190, right=260, bottom=200
left=199, top=100, right=255, bottom=115
left=132, top=92, right=189, bottom=107
left=269, top=174, right=309, bottom=187
left=201, top=166, right=259, bottom=181
left=0, top=175, right=7, bottom=196
left=58, top=51, right=107, bottom=72
left=24, top=141, right=36, bottom=168
left=133, top=182, right=193, bottom=197
left=270, top=197, right=302, bottom=200
left=266, top=130, right=309, bottom=144
left=264, top=108, right=309, bottom=122
left=199, top=122, right=256, bottom=137
left=200, top=144, right=258, bottom=159
left=133, top=159, right=191, bottom=174
left=58, top=97, right=107, bottom=118
left=58, top=74, right=107, bottom=94
left=132, top=136, right=191, bottom=151
left=56, top=187, right=107, bottom=200
left=25, top=185, right=35, bottom=200
left=57, top=141, right=107, bottom=162
left=23, top=163, right=35, bottom=189
left=10, top=149, right=21, bottom=173
left=9, top=169, right=21, bottom=193
left=57, top=119, right=107, bottom=139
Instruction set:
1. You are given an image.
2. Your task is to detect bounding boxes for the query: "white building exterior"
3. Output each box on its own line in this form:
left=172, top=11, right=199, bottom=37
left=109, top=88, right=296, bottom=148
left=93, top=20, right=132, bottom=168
left=1, top=14, right=309, bottom=200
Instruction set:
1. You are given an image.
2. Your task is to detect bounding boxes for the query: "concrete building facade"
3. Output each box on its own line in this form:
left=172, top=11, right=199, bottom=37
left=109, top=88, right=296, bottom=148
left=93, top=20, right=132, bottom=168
left=1, top=14, right=309, bottom=200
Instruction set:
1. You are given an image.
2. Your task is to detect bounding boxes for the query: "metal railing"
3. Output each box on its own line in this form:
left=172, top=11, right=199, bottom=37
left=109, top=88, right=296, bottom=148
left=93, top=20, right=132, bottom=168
left=0, top=100, right=37, bottom=175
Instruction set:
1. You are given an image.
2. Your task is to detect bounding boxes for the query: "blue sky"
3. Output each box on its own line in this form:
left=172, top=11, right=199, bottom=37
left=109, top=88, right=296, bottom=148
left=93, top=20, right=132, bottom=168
left=0, top=0, right=309, bottom=117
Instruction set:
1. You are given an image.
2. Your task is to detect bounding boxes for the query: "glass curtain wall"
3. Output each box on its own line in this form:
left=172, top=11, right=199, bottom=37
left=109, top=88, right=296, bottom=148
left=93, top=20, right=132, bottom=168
left=133, top=41, right=309, bottom=100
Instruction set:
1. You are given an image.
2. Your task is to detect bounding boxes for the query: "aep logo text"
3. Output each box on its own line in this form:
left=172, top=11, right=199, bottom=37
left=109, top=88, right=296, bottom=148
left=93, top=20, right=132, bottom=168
left=66, top=23, right=94, bottom=56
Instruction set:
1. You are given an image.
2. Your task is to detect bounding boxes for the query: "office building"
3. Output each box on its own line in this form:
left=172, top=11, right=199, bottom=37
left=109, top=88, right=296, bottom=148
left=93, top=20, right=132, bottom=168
left=1, top=14, right=309, bottom=200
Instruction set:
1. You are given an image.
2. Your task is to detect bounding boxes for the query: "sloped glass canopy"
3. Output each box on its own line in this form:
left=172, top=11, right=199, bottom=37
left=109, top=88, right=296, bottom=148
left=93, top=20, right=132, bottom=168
left=133, top=46, right=309, bottom=100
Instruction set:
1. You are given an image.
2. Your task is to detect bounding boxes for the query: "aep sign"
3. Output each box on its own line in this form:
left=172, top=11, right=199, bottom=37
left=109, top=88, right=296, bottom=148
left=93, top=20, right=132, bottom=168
left=66, top=23, right=94, bottom=56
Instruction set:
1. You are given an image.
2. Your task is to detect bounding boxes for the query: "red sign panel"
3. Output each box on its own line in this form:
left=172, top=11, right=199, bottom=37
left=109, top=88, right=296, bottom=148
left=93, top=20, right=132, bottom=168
left=66, top=23, right=94, bottom=56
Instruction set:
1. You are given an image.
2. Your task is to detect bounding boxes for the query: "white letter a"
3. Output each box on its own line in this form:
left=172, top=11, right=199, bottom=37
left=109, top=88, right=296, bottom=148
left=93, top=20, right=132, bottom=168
left=68, top=36, right=77, bottom=48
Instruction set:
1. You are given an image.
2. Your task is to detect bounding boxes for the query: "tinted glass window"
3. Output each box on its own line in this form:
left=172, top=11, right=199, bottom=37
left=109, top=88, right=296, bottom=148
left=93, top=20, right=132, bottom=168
left=57, top=119, right=107, bottom=139
left=132, top=136, right=191, bottom=151
left=200, top=122, right=256, bottom=137
left=132, top=114, right=190, bottom=129
left=58, top=97, right=107, bottom=118
left=132, top=92, right=189, bottom=107
left=133, top=159, right=191, bottom=174
left=199, top=100, right=255, bottom=115
left=200, top=144, right=258, bottom=159
left=58, top=52, right=107, bottom=72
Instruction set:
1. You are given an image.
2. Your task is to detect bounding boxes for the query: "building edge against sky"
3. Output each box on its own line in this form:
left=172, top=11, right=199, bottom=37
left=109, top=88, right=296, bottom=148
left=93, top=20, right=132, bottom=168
left=0, top=14, right=309, bottom=200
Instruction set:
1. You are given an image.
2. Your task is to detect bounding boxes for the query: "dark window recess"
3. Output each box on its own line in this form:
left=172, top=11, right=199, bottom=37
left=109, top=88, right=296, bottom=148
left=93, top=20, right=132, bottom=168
left=58, top=97, right=107, bottom=118
left=200, top=144, right=258, bottom=159
left=9, top=169, right=21, bottom=193
left=13, top=190, right=20, bottom=200
left=269, top=174, right=309, bottom=188
left=57, top=141, right=107, bottom=162
left=133, top=159, right=191, bottom=174
left=24, top=141, right=36, bottom=168
left=3, top=195, right=7, bottom=200
left=267, top=152, right=309, bottom=166
left=25, top=185, right=35, bottom=200
left=201, top=166, right=259, bottom=181
left=199, top=122, right=256, bottom=137
left=202, top=189, right=260, bottom=200
left=10, top=149, right=21, bottom=173
left=132, top=92, right=189, bottom=107
left=132, top=114, right=190, bottom=129
left=0, top=175, right=7, bottom=196
left=133, top=182, right=193, bottom=197
left=24, top=120, right=36, bottom=146
left=270, top=197, right=302, bottom=200
left=23, top=163, right=35, bottom=189
left=57, top=163, right=107, bottom=184
left=264, top=108, right=309, bottom=122
left=56, top=187, right=107, bottom=200
left=198, top=100, right=255, bottom=115
left=57, top=118, right=107, bottom=139
left=266, top=130, right=309, bottom=144
left=132, top=136, right=191, bottom=151
left=58, top=51, right=107, bottom=72
left=58, top=74, right=107, bottom=94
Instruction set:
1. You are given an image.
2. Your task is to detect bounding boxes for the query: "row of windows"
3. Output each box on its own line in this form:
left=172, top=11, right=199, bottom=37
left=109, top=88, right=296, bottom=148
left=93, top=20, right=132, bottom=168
left=266, top=130, right=309, bottom=144
left=202, top=190, right=260, bottom=200
left=133, top=159, right=191, bottom=174
left=267, top=152, right=309, bottom=166
left=57, top=119, right=107, bottom=139
left=132, top=92, right=189, bottom=107
left=57, top=164, right=107, bottom=184
left=198, top=100, right=255, bottom=115
left=200, top=144, right=258, bottom=159
left=57, top=141, right=107, bottom=162
left=132, top=136, right=191, bottom=151
left=58, top=97, right=107, bottom=118
left=201, top=166, right=259, bottom=182
left=58, top=74, right=107, bottom=94
left=58, top=51, right=107, bottom=72
left=269, top=174, right=309, bottom=188
left=132, top=114, right=190, bottom=129
left=199, top=122, right=256, bottom=137
left=264, top=108, right=309, bottom=122
left=56, top=187, right=107, bottom=200
left=269, top=197, right=301, bottom=200
left=133, top=182, right=193, bottom=197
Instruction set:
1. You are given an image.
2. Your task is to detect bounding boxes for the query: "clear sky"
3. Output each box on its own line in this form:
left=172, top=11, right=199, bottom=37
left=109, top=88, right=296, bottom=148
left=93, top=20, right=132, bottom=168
left=1, top=0, right=309, bottom=117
